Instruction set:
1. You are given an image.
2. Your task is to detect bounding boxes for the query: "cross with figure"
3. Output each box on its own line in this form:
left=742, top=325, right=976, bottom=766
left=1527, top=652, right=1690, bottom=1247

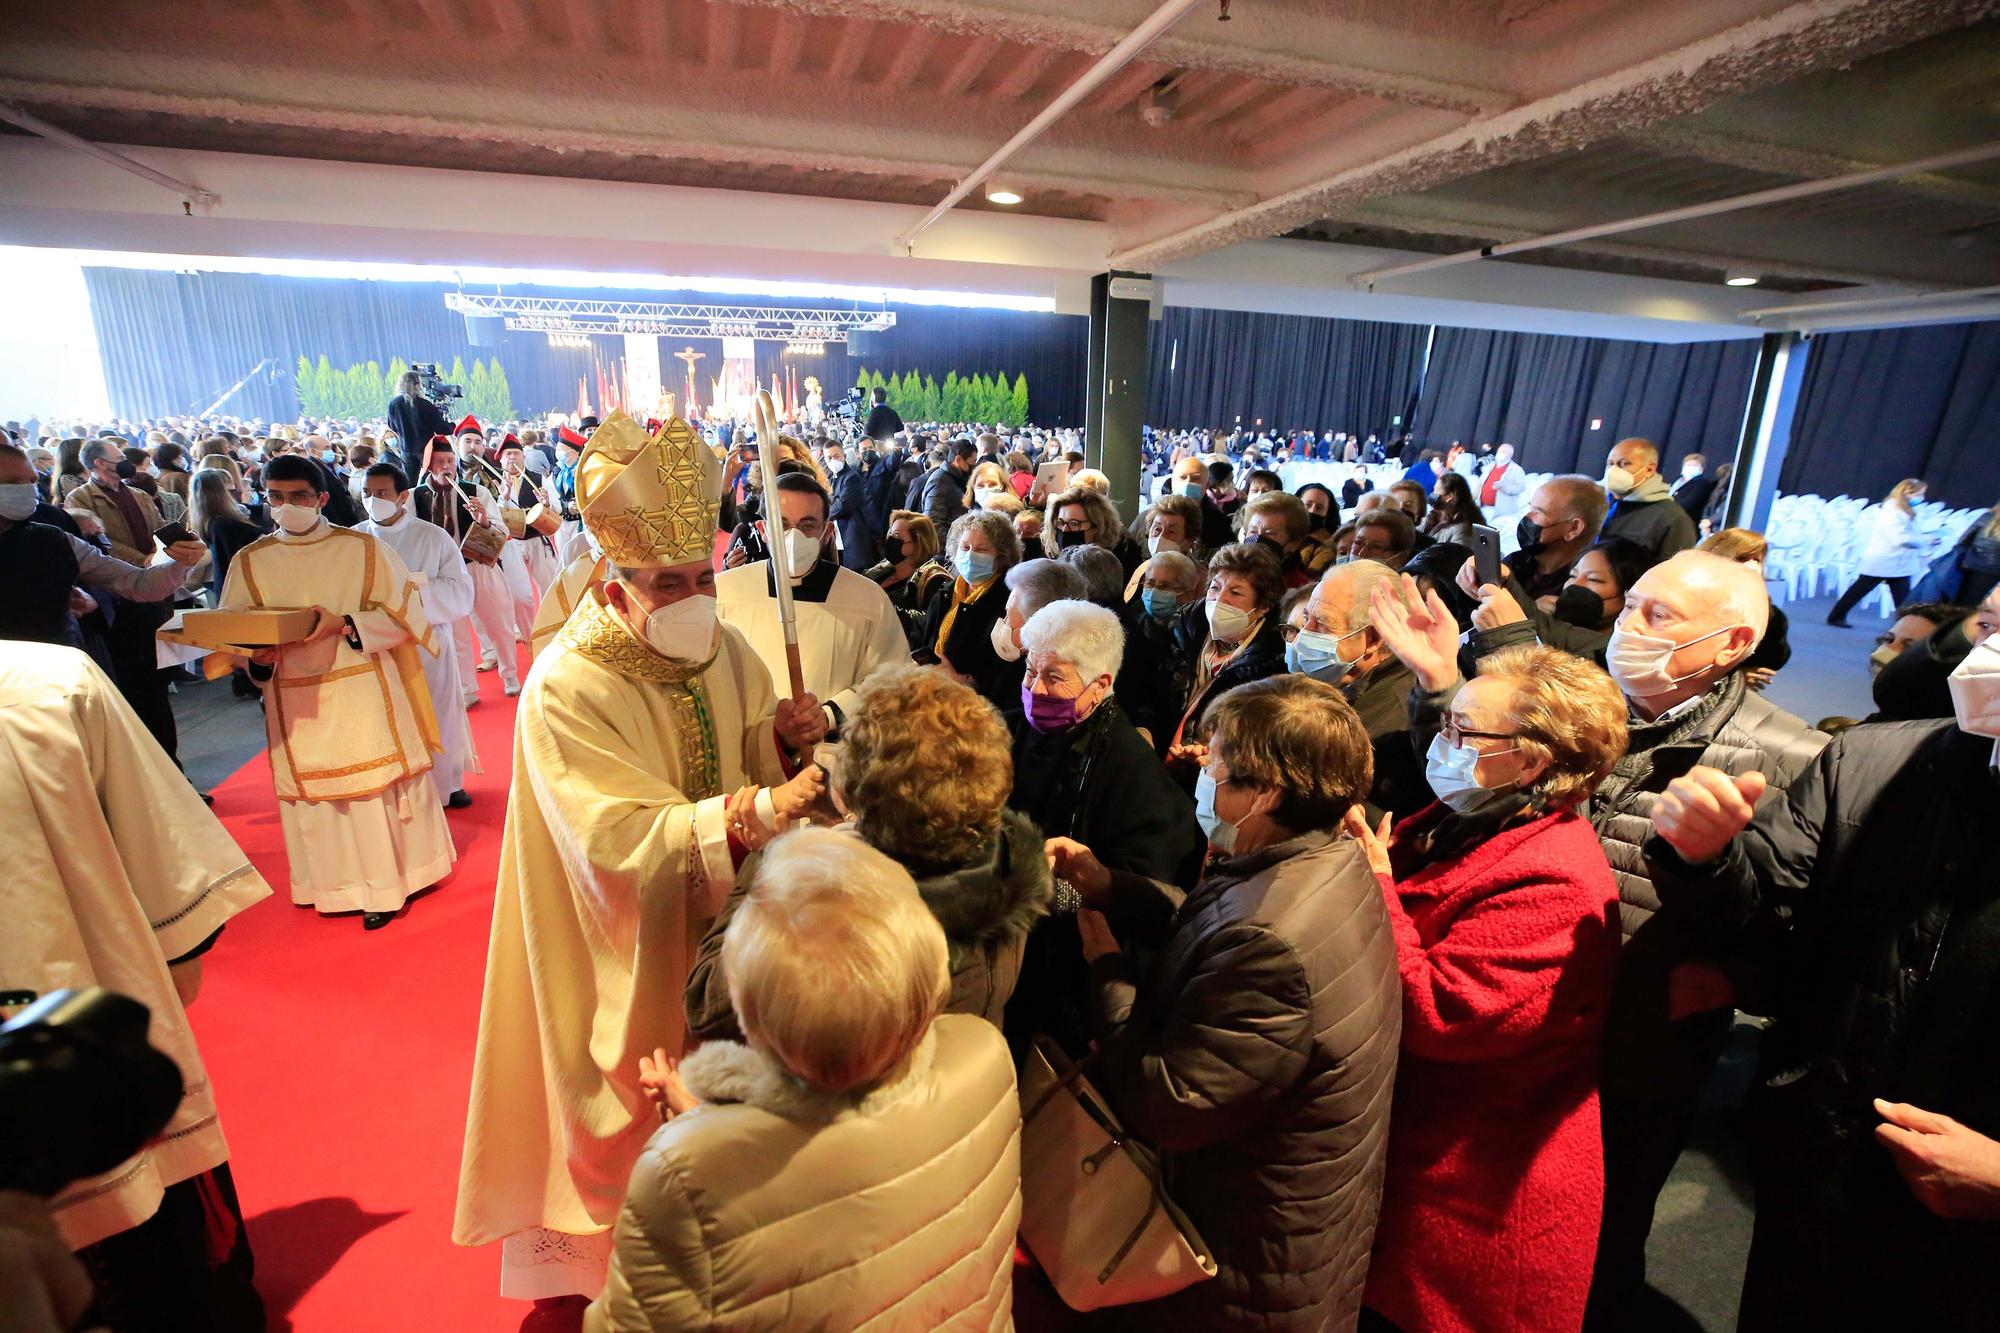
left=673, top=346, right=705, bottom=414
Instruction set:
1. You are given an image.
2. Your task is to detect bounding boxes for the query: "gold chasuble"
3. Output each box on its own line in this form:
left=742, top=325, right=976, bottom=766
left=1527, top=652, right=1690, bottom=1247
left=454, top=413, right=789, bottom=1290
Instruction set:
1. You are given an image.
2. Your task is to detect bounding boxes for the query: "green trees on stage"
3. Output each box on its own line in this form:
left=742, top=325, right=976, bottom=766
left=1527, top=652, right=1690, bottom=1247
left=295, top=354, right=514, bottom=423
left=853, top=367, right=1030, bottom=428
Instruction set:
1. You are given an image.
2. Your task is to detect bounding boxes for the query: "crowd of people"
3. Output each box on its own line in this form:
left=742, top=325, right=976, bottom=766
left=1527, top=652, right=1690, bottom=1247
left=6, top=375, right=2000, bottom=1333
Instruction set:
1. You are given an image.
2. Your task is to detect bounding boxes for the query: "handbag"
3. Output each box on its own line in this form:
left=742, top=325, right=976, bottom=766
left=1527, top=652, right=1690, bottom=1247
left=1017, top=1036, right=1217, bottom=1311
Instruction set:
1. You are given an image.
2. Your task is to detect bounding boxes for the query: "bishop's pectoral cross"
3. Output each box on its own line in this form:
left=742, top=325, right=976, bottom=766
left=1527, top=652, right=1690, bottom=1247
left=673, top=347, right=706, bottom=413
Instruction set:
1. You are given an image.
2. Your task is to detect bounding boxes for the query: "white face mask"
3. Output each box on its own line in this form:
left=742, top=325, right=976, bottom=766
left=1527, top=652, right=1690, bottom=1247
left=0, top=483, right=38, bottom=521
left=271, top=502, right=322, bottom=536
left=1947, top=637, right=2000, bottom=742
left=1148, top=533, right=1184, bottom=558
left=1424, top=733, right=1519, bottom=814
left=1605, top=620, right=1739, bottom=700
left=825, top=457, right=846, bottom=474
left=1193, top=770, right=1239, bottom=853
left=1604, top=465, right=1637, bottom=497
left=777, top=526, right=822, bottom=578
left=1682, top=464, right=1703, bottom=480
left=1207, top=598, right=1253, bottom=644
left=990, top=615, right=1023, bottom=662
left=632, top=589, right=717, bottom=662
left=364, top=495, right=402, bottom=523
left=974, top=486, right=1004, bottom=509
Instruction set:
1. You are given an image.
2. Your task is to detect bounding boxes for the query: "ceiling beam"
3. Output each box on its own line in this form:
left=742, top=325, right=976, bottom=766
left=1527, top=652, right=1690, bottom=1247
left=564, top=0, right=606, bottom=52
left=483, top=0, right=531, bottom=46
left=824, top=16, right=874, bottom=81
left=1112, top=0, right=2000, bottom=270
left=407, top=0, right=467, bottom=39
left=767, top=14, right=808, bottom=75
left=990, top=45, right=1062, bottom=102
left=1632, top=124, right=2000, bottom=214
left=882, top=27, right=941, bottom=88
left=706, top=1, right=742, bottom=70
left=936, top=35, right=999, bottom=97
left=716, top=0, right=1512, bottom=113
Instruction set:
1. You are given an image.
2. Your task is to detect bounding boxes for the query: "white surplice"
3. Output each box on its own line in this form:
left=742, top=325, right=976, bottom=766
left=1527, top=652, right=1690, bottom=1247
left=715, top=557, right=909, bottom=723
left=219, top=518, right=456, bottom=914
left=357, top=509, right=481, bottom=800
left=0, top=644, right=272, bottom=1248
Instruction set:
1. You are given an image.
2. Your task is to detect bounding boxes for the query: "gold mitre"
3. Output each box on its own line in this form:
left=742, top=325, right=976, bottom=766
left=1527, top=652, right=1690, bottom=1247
left=576, top=410, right=721, bottom=568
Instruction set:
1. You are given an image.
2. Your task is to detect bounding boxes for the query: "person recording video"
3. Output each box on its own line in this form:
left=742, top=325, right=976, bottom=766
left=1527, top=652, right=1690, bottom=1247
left=385, top=369, right=452, bottom=463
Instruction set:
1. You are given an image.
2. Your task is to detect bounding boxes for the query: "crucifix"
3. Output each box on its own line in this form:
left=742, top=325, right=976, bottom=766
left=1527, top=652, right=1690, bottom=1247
left=673, top=346, right=705, bottom=414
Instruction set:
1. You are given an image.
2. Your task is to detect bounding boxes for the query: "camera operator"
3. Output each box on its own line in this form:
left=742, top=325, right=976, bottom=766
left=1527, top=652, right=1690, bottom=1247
left=0, top=643, right=272, bottom=1331
left=862, top=385, right=904, bottom=444
left=385, top=369, right=451, bottom=463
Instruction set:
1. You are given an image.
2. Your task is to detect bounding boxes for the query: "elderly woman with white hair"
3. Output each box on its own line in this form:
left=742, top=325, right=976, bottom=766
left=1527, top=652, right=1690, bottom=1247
left=589, top=827, right=1021, bottom=1332
left=1004, top=599, right=1207, bottom=1054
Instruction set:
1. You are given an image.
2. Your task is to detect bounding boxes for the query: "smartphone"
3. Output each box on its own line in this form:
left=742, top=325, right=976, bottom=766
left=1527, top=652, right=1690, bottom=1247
left=1468, top=525, right=1502, bottom=589
left=153, top=522, right=197, bottom=547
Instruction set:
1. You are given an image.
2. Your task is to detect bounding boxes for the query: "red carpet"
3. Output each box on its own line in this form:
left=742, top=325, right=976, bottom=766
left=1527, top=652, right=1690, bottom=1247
left=189, top=643, right=534, bottom=1332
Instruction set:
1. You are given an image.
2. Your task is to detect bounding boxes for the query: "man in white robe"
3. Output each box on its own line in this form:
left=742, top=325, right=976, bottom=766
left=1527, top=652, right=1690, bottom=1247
left=0, top=642, right=270, bottom=1324
left=357, top=460, right=479, bottom=808
left=414, top=445, right=522, bottom=700
left=454, top=411, right=829, bottom=1308
left=716, top=469, right=906, bottom=740
left=219, top=455, right=454, bottom=929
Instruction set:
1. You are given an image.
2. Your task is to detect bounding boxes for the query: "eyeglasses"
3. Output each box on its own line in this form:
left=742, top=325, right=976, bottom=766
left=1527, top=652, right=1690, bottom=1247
left=1280, top=624, right=1303, bottom=643
left=1441, top=715, right=1527, bottom=747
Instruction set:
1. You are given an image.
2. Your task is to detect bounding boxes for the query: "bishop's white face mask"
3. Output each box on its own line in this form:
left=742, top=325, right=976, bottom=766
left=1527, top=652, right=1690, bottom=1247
left=364, top=495, right=402, bottom=523
left=1605, top=620, right=1740, bottom=700
left=1948, top=636, right=2000, bottom=742
left=271, top=502, right=322, bottom=536
left=633, top=590, right=717, bottom=662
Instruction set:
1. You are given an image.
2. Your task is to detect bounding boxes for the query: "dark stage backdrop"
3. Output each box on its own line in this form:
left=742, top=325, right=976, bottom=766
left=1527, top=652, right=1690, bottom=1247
left=81, top=268, right=1089, bottom=426
left=1409, top=326, right=1761, bottom=476
left=1781, top=320, right=2000, bottom=509
left=1146, top=306, right=1429, bottom=437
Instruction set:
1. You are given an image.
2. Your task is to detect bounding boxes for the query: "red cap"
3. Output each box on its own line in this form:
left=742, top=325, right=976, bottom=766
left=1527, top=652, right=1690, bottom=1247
left=557, top=425, right=588, bottom=448
left=454, top=414, right=482, bottom=437
left=501, top=433, right=521, bottom=449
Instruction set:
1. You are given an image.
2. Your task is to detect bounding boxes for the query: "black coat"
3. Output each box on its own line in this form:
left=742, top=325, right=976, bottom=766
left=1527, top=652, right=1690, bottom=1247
left=920, top=573, right=1020, bottom=711
left=920, top=463, right=969, bottom=534
left=1163, top=600, right=1289, bottom=751
left=1672, top=471, right=1720, bottom=517
left=1115, top=602, right=1185, bottom=749
left=1648, top=721, right=2000, bottom=1330
left=826, top=465, right=874, bottom=571
left=1087, top=831, right=1402, bottom=1329
left=861, top=402, right=904, bottom=443
left=1601, top=492, right=1698, bottom=562
left=1869, top=613, right=1974, bottom=722
left=385, top=393, right=450, bottom=459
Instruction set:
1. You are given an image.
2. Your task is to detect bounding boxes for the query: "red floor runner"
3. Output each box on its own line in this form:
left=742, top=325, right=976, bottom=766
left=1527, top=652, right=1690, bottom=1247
left=189, top=643, right=532, bottom=1333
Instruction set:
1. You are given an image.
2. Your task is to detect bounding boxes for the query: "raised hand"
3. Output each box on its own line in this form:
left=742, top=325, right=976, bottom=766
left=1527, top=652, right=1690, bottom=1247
left=1369, top=573, right=1461, bottom=692
left=1045, top=837, right=1112, bottom=905
left=1652, top=766, right=1766, bottom=865
left=1875, top=1099, right=2000, bottom=1220
left=1469, top=582, right=1526, bottom=632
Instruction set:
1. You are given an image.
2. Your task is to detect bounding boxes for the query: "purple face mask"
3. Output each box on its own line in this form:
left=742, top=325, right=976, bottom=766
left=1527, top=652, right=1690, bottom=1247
left=1022, top=679, right=1086, bottom=734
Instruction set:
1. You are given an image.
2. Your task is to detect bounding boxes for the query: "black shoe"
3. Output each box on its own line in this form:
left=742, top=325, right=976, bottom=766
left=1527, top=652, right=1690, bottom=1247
left=446, top=789, right=472, bottom=809
left=362, top=911, right=396, bottom=930
left=1826, top=617, right=1852, bottom=628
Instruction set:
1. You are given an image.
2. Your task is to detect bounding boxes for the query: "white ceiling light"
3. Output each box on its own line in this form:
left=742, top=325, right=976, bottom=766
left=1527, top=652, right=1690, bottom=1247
left=1724, top=271, right=1760, bottom=287
left=983, top=182, right=1024, bottom=206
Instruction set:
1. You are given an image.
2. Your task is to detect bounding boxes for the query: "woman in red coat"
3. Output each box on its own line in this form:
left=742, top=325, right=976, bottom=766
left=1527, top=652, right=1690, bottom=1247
left=1355, top=584, right=1631, bottom=1332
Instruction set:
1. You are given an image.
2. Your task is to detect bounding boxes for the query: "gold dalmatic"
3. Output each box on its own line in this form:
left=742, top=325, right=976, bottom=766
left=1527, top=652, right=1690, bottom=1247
left=576, top=411, right=722, bottom=568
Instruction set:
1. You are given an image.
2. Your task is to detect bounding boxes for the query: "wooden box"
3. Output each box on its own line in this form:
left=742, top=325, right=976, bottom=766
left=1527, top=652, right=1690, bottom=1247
left=164, top=607, right=320, bottom=650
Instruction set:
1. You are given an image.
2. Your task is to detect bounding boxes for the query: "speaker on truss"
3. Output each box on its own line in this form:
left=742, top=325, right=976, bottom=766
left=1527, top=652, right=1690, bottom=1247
left=846, top=329, right=888, bottom=359
left=464, top=314, right=506, bottom=347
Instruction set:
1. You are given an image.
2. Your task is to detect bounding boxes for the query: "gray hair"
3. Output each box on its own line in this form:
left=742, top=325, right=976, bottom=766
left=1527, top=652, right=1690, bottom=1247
left=1021, top=599, right=1126, bottom=684
left=1657, top=549, right=1771, bottom=651
left=82, top=439, right=120, bottom=468
left=1058, top=545, right=1125, bottom=604
left=1318, top=558, right=1398, bottom=634
left=1005, top=557, right=1087, bottom=620
left=1148, top=549, right=1200, bottom=591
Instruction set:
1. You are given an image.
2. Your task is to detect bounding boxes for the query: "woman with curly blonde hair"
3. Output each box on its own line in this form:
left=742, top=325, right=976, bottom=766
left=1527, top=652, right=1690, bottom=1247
left=686, top=664, right=1051, bottom=1034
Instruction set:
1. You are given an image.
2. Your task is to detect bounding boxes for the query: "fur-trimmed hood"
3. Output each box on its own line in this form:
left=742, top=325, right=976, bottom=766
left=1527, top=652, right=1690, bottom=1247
left=912, top=806, right=1052, bottom=961
left=678, top=1026, right=938, bottom=1125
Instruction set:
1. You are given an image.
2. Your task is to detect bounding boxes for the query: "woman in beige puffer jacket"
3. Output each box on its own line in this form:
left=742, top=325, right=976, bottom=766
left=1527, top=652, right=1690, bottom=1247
left=586, top=828, right=1021, bottom=1333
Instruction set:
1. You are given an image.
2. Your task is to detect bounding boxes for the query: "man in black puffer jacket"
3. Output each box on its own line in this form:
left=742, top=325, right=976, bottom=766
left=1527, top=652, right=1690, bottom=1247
left=1470, top=551, right=1827, bottom=1330
left=1647, top=690, right=2000, bottom=1330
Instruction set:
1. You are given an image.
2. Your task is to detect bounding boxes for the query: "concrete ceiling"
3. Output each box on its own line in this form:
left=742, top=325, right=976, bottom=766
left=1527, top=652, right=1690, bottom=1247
left=2, top=0, right=1997, bottom=299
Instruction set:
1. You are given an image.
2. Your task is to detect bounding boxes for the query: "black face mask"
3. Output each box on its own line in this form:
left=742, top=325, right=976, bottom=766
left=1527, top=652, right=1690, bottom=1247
left=881, top=534, right=906, bottom=564
left=1553, top=584, right=1607, bottom=629
left=1516, top=514, right=1549, bottom=552
left=1057, top=528, right=1088, bottom=550
left=1307, top=511, right=1330, bottom=533
left=1255, top=534, right=1286, bottom=558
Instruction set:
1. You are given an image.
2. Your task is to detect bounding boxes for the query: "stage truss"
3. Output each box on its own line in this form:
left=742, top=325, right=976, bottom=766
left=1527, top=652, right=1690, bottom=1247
left=443, top=293, right=895, bottom=343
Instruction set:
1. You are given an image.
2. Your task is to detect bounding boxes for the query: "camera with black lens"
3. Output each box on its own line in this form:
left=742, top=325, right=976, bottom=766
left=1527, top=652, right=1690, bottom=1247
left=831, top=387, right=864, bottom=422
left=0, top=989, right=185, bottom=1197
left=411, top=362, right=465, bottom=406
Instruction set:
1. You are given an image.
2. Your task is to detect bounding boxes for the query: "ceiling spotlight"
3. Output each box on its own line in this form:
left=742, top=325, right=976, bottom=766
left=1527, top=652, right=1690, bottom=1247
left=984, top=182, right=1023, bottom=207
left=1724, top=271, right=1760, bottom=287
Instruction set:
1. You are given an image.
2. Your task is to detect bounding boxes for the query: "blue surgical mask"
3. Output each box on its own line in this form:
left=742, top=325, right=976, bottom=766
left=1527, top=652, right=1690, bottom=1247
left=1286, top=625, right=1367, bottom=684
left=955, top=549, right=996, bottom=585
left=1193, top=770, right=1238, bottom=853
left=1423, top=732, right=1518, bottom=814
left=1140, top=587, right=1180, bottom=621
left=1178, top=481, right=1205, bottom=500
left=0, top=483, right=38, bottom=522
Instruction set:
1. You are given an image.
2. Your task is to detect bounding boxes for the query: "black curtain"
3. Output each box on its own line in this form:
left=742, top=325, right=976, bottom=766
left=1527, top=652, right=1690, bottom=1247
left=1410, top=326, right=1760, bottom=476
left=81, top=268, right=1089, bottom=425
left=1146, top=306, right=1429, bottom=436
left=1780, top=320, right=2000, bottom=508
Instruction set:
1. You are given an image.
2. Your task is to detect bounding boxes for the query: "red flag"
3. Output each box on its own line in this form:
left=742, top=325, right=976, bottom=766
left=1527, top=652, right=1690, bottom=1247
left=576, top=377, right=591, bottom=421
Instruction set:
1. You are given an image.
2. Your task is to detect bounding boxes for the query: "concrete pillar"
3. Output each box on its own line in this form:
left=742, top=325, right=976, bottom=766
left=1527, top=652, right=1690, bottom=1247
left=1724, top=331, right=1811, bottom=534
left=1086, top=270, right=1152, bottom=522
